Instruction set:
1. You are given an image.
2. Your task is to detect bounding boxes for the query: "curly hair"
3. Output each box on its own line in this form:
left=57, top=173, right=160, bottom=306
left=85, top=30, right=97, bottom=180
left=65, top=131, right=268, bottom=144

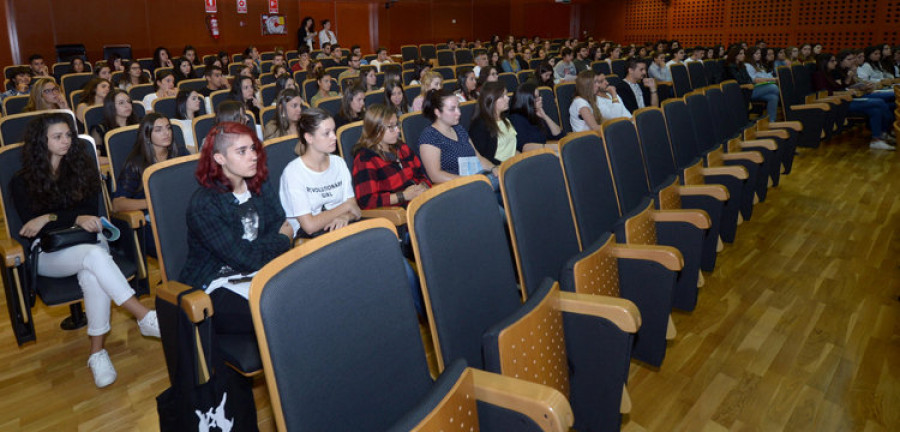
left=196, top=121, right=268, bottom=194
left=20, top=113, right=100, bottom=214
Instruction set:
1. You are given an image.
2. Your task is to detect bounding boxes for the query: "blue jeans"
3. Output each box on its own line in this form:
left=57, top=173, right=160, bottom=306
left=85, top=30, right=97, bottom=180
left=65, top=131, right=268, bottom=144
left=850, top=98, right=893, bottom=138
left=867, top=89, right=896, bottom=110
left=751, top=83, right=780, bottom=122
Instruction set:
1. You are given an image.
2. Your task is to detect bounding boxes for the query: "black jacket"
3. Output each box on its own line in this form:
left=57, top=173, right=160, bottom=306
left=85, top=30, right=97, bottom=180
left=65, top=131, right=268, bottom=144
left=613, top=79, right=651, bottom=114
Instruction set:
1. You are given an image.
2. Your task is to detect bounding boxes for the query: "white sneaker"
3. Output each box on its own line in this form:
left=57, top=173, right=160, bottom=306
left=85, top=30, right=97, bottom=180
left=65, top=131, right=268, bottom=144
left=881, top=134, right=897, bottom=144
left=870, top=139, right=896, bottom=150
left=88, top=349, right=117, bottom=388
left=137, top=310, right=160, bottom=338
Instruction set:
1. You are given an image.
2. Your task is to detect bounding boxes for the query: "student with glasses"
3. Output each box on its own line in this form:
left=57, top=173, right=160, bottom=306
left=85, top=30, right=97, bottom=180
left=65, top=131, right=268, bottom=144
left=24, top=78, right=68, bottom=112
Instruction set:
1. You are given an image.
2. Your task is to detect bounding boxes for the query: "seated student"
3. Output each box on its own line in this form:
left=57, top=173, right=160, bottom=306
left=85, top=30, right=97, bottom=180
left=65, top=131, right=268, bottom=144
left=242, top=45, right=262, bottom=76
left=369, top=47, right=394, bottom=73
left=488, top=50, right=501, bottom=68
left=28, top=54, right=51, bottom=77
left=330, top=45, right=345, bottom=66
left=108, top=53, right=125, bottom=73
left=182, top=121, right=293, bottom=337
left=572, top=44, right=591, bottom=73
left=228, top=75, right=263, bottom=123
left=143, top=69, right=178, bottom=112
left=814, top=52, right=895, bottom=150
left=317, top=42, right=334, bottom=60
left=183, top=45, right=201, bottom=66
left=309, top=69, right=339, bottom=106
left=383, top=78, right=409, bottom=116
left=570, top=70, right=630, bottom=133
left=476, top=65, right=499, bottom=93
left=12, top=113, right=158, bottom=388
left=857, top=46, right=894, bottom=84
left=119, top=60, right=150, bottom=91
left=411, top=71, right=443, bottom=112
left=455, top=67, right=479, bottom=102
left=151, top=46, right=174, bottom=70
left=291, top=47, right=313, bottom=73
left=199, top=65, right=228, bottom=99
left=648, top=51, right=672, bottom=82
left=472, top=51, right=489, bottom=78
left=508, top=81, right=563, bottom=153
left=727, top=47, right=780, bottom=123
left=264, top=88, right=303, bottom=140
left=93, top=62, right=112, bottom=81
left=613, top=58, right=659, bottom=113
left=90, top=89, right=139, bottom=152
left=501, top=48, right=523, bottom=73
left=71, top=57, right=88, bottom=74
left=173, top=90, right=203, bottom=151
left=112, top=113, right=189, bottom=256
left=359, top=66, right=380, bottom=92
left=409, top=59, right=432, bottom=86
left=24, top=78, right=68, bottom=112
left=684, top=46, right=704, bottom=63
left=417, top=88, right=498, bottom=185
left=351, top=104, right=430, bottom=209
left=274, top=74, right=299, bottom=97
left=334, top=84, right=366, bottom=129
left=774, top=48, right=791, bottom=69
left=469, top=81, right=518, bottom=165
left=280, top=108, right=361, bottom=237
left=553, top=47, right=578, bottom=84
left=349, top=45, right=368, bottom=65
left=666, top=47, right=686, bottom=71
left=217, top=51, right=231, bottom=71
left=76, top=78, right=111, bottom=122
left=173, top=58, right=195, bottom=83
left=532, top=61, right=555, bottom=88
left=338, top=53, right=361, bottom=83
left=2, top=66, right=32, bottom=101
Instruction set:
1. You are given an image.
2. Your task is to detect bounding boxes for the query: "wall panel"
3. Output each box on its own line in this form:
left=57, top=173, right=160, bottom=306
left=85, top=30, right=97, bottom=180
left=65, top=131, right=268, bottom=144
left=619, top=0, right=900, bottom=51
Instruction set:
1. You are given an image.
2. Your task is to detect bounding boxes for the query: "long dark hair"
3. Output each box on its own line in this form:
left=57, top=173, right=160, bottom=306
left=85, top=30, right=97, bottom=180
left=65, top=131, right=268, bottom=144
left=152, top=46, right=171, bottom=70
left=122, top=113, right=178, bottom=193
left=456, top=67, right=478, bottom=101
left=174, top=58, right=195, bottom=82
left=101, top=89, right=138, bottom=130
left=383, top=79, right=408, bottom=115
left=339, top=83, right=366, bottom=121
left=815, top=54, right=841, bottom=89
left=175, top=89, right=201, bottom=120
left=510, top=81, right=543, bottom=128
left=474, top=81, right=511, bottom=138
left=273, top=88, right=302, bottom=135
left=864, top=46, right=885, bottom=72
left=296, top=107, right=332, bottom=156
left=20, top=113, right=100, bottom=213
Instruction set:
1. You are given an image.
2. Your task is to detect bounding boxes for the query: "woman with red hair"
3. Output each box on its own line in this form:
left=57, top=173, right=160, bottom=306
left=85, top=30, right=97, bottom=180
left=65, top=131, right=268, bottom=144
left=180, top=122, right=293, bottom=335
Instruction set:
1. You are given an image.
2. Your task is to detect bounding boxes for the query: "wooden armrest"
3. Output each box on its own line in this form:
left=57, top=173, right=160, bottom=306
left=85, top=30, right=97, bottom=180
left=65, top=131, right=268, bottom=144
left=555, top=290, right=640, bottom=333
left=157, top=281, right=213, bottom=323
left=736, top=138, right=777, bottom=151
left=652, top=209, right=711, bottom=230
left=721, top=151, right=763, bottom=164
left=361, top=207, right=407, bottom=226
left=792, top=102, right=830, bottom=112
left=471, top=369, right=574, bottom=432
left=0, top=238, right=25, bottom=267
left=701, top=166, right=749, bottom=180
left=609, top=244, right=683, bottom=271
left=768, top=121, right=802, bottom=132
left=111, top=211, right=145, bottom=229
left=678, top=184, right=729, bottom=201
left=754, top=129, right=789, bottom=140
left=656, top=81, right=672, bottom=86
left=740, top=84, right=754, bottom=90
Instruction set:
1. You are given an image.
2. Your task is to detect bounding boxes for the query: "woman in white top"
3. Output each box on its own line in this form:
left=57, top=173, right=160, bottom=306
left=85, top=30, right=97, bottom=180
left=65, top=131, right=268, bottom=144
left=318, top=19, right=338, bottom=48
left=569, top=70, right=630, bottom=133
left=142, top=69, right=177, bottom=112
left=174, top=90, right=203, bottom=151
left=857, top=46, right=893, bottom=84
left=665, top=48, right=686, bottom=70
left=280, top=107, right=360, bottom=237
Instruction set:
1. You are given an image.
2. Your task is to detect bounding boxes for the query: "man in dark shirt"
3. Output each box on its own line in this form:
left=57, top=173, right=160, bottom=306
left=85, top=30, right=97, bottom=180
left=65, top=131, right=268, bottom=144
left=573, top=44, right=591, bottom=73
left=613, top=58, right=659, bottom=114
left=198, top=65, right=228, bottom=97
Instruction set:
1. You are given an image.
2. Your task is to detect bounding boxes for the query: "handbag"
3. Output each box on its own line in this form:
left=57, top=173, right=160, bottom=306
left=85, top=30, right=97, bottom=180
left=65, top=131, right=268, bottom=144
left=38, top=227, right=98, bottom=253
left=156, top=288, right=258, bottom=432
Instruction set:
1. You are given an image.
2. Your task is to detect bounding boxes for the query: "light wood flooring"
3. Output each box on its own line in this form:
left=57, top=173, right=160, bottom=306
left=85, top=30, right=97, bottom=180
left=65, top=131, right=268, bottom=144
left=0, top=127, right=897, bottom=431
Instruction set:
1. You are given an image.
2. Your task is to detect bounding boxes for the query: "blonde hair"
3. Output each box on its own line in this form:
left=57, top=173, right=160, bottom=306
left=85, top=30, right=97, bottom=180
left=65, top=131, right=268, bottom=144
left=419, top=71, right=443, bottom=97
left=25, top=78, right=62, bottom=112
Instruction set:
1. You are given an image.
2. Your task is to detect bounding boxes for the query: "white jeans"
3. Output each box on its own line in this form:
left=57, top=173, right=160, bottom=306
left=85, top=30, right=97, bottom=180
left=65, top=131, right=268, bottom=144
left=37, top=237, right=134, bottom=336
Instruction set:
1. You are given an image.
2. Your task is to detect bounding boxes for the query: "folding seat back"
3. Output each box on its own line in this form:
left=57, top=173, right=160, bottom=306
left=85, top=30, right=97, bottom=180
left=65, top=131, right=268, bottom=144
left=337, top=120, right=364, bottom=170
left=313, top=95, right=342, bottom=117
left=440, top=80, right=457, bottom=94
left=419, top=44, right=436, bottom=60
left=2, top=95, right=29, bottom=116
left=592, top=61, right=611, bottom=75
left=302, top=78, right=319, bottom=103
left=670, top=64, right=692, bottom=97
left=600, top=119, right=651, bottom=212
left=661, top=98, right=704, bottom=168
left=436, top=50, right=455, bottom=67
left=70, top=90, right=85, bottom=112
left=433, top=66, right=455, bottom=81
left=105, top=125, right=141, bottom=193
left=538, top=86, right=561, bottom=127
left=455, top=49, right=473, bottom=65
left=703, top=59, right=720, bottom=84
left=517, top=69, right=534, bottom=84
left=191, top=114, right=216, bottom=150
left=260, top=61, right=274, bottom=75
left=363, top=89, right=383, bottom=108
left=684, top=92, right=721, bottom=154
left=459, top=100, right=477, bottom=131
left=326, top=66, right=348, bottom=82
left=408, top=177, right=636, bottom=431
left=529, top=59, right=544, bottom=70
left=292, top=70, right=307, bottom=86
left=250, top=219, right=572, bottom=432
left=554, top=82, right=576, bottom=134
left=151, top=96, right=178, bottom=119
left=61, top=72, right=93, bottom=106
left=632, top=108, right=679, bottom=190
left=381, top=63, right=402, bottom=77
left=258, top=73, right=275, bottom=86
left=1, top=109, right=77, bottom=147
left=497, top=72, right=518, bottom=93
left=400, top=111, right=431, bottom=156
left=259, top=106, right=276, bottom=128
left=402, top=69, right=416, bottom=85
left=401, top=45, right=419, bottom=62
left=227, top=62, right=242, bottom=76
left=128, top=83, right=155, bottom=103
left=687, top=62, right=708, bottom=89
left=610, top=59, right=626, bottom=78
left=177, top=78, right=206, bottom=93
left=403, top=84, right=420, bottom=106
left=260, top=83, right=278, bottom=107
left=263, top=135, right=298, bottom=184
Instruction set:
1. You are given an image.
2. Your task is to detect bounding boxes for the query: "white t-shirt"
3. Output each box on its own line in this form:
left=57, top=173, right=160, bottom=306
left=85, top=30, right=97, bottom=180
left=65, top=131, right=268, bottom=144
left=142, top=92, right=158, bottom=112
left=174, top=119, right=196, bottom=152
left=279, top=154, right=355, bottom=235
left=569, top=95, right=631, bottom=133
left=569, top=97, right=593, bottom=133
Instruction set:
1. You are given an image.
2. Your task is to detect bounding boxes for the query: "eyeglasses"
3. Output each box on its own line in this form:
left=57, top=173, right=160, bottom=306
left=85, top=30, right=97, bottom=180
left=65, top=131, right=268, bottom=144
left=384, top=123, right=400, bottom=131
left=42, top=87, right=60, bottom=94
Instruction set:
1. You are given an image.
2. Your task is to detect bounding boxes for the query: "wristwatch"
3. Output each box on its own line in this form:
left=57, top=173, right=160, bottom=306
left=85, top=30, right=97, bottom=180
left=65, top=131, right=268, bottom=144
left=397, top=191, right=405, bottom=203
left=47, top=213, right=57, bottom=222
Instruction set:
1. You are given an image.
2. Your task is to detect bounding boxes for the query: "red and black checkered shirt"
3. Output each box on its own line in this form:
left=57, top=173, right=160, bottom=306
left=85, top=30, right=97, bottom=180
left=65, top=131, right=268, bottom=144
left=351, top=142, right=432, bottom=209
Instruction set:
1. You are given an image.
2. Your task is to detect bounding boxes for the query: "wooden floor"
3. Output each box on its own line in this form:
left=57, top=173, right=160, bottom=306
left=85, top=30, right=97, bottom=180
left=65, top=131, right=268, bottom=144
left=0, top=127, right=897, bottom=431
